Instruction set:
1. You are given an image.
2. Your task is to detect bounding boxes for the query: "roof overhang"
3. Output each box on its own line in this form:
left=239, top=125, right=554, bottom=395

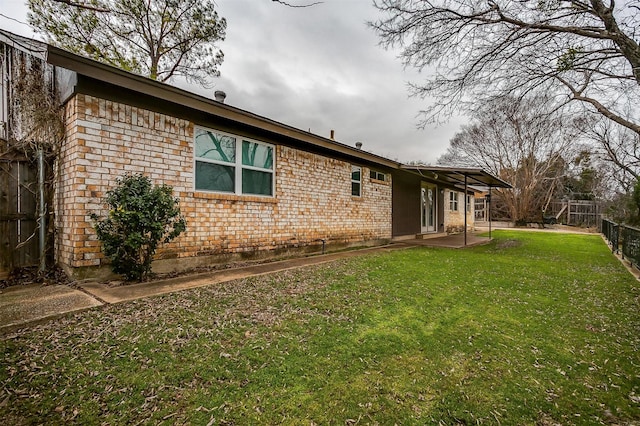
left=400, top=165, right=512, bottom=190
left=0, top=30, right=47, bottom=60
left=44, top=45, right=399, bottom=169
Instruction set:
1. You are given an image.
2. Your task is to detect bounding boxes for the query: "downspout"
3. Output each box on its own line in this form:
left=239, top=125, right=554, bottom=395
left=38, top=147, right=46, bottom=274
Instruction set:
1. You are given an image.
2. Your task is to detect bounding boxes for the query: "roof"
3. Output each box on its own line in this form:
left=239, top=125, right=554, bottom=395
left=0, top=30, right=47, bottom=60
left=43, top=44, right=401, bottom=169
left=0, top=29, right=511, bottom=189
left=401, top=165, right=512, bottom=189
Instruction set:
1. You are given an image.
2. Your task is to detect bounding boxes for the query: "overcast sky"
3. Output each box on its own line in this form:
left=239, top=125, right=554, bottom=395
left=1, top=0, right=466, bottom=164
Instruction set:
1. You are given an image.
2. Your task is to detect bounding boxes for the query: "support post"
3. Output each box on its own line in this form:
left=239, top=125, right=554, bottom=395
left=488, top=187, right=492, bottom=240
left=464, top=174, right=468, bottom=246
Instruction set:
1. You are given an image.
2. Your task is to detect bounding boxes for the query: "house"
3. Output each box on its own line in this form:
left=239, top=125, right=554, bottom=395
left=0, top=29, right=510, bottom=279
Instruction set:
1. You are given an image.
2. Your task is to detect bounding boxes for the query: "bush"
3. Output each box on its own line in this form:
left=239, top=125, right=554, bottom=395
left=91, top=174, right=186, bottom=281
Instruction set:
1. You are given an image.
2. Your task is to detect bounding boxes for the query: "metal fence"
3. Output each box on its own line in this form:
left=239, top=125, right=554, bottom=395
left=621, top=225, right=640, bottom=268
left=601, top=218, right=640, bottom=268
left=601, top=218, right=619, bottom=254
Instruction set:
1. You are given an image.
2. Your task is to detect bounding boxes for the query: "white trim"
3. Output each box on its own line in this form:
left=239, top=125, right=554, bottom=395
left=351, top=165, right=362, bottom=197
left=449, top=190, right=459, bottom=211
left=421, top=182, right=437, bottom=233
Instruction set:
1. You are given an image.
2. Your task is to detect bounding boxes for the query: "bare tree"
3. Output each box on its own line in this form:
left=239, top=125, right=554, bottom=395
left=372, top=0, right=640, bottom=136
left=582, top=118, right=640, bottom=191
left=28, top=0, right=226, bottom=87
left=272, top=0, right=322, bottom=7
left=438, top=95, right=579, bottom=224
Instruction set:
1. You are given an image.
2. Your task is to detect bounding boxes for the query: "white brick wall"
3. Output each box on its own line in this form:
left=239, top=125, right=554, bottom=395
left=443, top=189, right=474, bottom=233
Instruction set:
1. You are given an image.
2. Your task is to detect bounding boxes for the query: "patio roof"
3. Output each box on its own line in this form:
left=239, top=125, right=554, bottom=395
left=400, top=165, right=512, bottom=189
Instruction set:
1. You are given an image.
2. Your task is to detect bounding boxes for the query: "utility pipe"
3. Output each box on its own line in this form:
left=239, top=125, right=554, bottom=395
left=37, top=148, right=46, bottom=274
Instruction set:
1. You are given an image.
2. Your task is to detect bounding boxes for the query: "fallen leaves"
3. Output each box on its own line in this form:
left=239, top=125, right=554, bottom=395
left=2, top=238, right=640, bottom=424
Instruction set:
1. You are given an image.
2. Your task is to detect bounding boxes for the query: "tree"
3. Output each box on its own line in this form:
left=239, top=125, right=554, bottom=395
left=91, top=174, right=186, bottom=281
left=581, top=118, right=640, bottom=192
left=28, top=0, right=226, bottom=87
left=438, top=95, right=578, bottom=224
left=272, top=0, right=322, bottom=6
left=560, top=149, right=607, bottom=200
left=372, top=0, right=640, bottom=136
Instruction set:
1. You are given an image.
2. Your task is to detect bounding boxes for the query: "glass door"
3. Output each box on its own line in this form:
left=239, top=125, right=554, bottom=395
left=421, top=184, right=437, bottom=233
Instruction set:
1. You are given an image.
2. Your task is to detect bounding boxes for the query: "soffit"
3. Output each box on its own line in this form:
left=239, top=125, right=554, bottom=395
left=400, top=166, right=512, bottom=189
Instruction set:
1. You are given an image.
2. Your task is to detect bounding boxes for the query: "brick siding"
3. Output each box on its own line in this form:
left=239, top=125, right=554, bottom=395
left=55, top=94, right=392, bottom=275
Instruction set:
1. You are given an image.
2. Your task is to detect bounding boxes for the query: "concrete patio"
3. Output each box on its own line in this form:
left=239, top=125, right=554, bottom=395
left=394, top=232, right=492, bottom=248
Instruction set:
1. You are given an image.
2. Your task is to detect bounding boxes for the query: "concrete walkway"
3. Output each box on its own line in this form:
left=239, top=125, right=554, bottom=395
left=2, top=228, right=578, bottom=334
left=0, top=245, right=403, bottom=334
left=0, top=284, right=102, bottom=332
left=78, top=245, right=401, bottom=304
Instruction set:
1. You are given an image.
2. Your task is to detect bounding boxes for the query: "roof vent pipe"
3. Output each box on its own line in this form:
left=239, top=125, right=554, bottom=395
left=214, top=90, right=226, bottom=103
left=355, top=142, right=363, bottom=150
left=330, top=129, right=335, bottom=140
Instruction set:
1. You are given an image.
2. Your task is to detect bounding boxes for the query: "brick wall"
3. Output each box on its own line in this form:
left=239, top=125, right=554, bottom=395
left=443, top=189, right=474, bottom=233
left=55, top=94, right=392, bottom=275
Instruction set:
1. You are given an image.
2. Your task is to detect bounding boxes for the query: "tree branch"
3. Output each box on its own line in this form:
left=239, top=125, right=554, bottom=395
left=51, top=0, right=109, bottom=12
left=272, top=0, right=322, bottom=7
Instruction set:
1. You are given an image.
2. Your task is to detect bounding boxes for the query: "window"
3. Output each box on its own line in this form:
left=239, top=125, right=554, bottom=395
left=351, top=165, right=361, bottom=197
left=195, top=128, right=274, bottom=196
left=466, top=195, right=472, bottom=212
left=369, top=169, right=387, bottom=182
left=449, top=191, right=458, bottom=211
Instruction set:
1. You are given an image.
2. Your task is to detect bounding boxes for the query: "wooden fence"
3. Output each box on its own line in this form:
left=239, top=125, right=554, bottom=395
left=0, top=158, right=39, bottom=278
left=547, top=200, right=602, bottom=227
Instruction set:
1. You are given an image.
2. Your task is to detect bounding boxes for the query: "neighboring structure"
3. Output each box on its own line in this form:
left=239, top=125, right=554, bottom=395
left=0, top=29, right=510, bottom=279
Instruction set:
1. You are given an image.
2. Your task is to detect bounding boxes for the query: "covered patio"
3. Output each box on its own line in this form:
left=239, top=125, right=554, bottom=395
left=399, top=165, right=512, bottom=246
left=394, top=232, right=491, bottom=249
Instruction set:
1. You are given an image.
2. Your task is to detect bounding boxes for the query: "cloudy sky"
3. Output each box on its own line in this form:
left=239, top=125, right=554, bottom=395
left=0, top=0, right=466, bottom=163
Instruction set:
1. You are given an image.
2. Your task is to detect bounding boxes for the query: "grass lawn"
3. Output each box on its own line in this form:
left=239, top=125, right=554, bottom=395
left=2, top=230, right=640, bottom=425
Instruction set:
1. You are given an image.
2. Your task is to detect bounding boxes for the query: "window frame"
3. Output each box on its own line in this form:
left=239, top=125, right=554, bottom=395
left=466, top=194, right=473, bottom=212
left=449, top=190, right=459, bottom=211
left=194, top=126, right=275, bottom=197
left=369, top=169, right=387, bottom=182
left=351, top=165, right=362, bottom=197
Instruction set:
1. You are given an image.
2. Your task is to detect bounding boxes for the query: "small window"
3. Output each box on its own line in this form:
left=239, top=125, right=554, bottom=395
left=466, top=195, right=472, bottom=212
left=369, top=169, right=386, bottom=182
left=195, top=127, right=274, bottom=196
left=351, top=166, right=361, bottom=197
left=449, top=191, right=458, bottom=211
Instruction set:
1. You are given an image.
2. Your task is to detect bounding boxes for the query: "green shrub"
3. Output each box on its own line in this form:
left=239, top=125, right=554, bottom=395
left=91, top=174, right=186, bottom=281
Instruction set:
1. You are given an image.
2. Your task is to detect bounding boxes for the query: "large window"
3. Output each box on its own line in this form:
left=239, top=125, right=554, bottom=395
left=195, top=128, right=274, bottom=196
left=449, top=190, right=459, bottom=211
left=351, top=166, right=362, bottom=197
